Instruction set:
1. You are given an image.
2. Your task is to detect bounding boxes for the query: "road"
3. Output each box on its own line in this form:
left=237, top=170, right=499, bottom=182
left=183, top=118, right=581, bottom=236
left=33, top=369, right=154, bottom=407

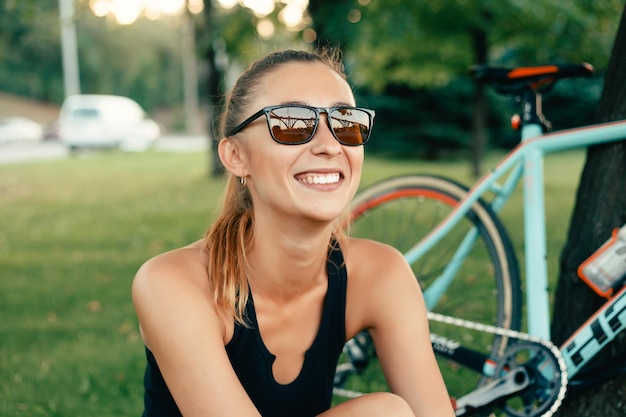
left=0, top=135, right=209, bottom=164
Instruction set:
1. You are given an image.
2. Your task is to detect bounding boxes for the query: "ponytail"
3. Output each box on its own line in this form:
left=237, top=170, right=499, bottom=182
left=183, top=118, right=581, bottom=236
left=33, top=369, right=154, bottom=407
left=205, top=175, right=253, bottom=325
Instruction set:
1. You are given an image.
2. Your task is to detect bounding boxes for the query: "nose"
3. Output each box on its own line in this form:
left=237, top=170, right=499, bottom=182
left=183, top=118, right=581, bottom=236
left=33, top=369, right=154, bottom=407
left=311, top=112, right=342, bottom=155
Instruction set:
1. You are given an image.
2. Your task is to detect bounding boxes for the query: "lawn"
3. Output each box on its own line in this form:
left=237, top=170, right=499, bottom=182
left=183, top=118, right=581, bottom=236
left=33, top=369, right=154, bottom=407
left=0, top=148, right=585, bottom=416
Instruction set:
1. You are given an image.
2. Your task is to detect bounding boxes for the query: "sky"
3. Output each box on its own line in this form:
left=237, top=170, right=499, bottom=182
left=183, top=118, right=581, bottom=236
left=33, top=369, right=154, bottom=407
left=90, top=0, right=204, bottom=24
left=89, top=0, right=308, bottom=28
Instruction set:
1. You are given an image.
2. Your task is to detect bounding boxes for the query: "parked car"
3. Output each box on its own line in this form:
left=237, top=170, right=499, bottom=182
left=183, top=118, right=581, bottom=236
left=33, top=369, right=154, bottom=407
left=0, top=117, right=44, bottom=144
left=58, top=94, right=161, bottom=151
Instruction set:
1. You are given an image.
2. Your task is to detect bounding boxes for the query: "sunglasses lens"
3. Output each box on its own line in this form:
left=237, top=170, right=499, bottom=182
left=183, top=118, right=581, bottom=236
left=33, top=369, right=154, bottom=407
left=268, top=107, right=316, bottom=144
left=330, top=108, right=372, bottom=145
left=267, top=106, right=373, bottom=145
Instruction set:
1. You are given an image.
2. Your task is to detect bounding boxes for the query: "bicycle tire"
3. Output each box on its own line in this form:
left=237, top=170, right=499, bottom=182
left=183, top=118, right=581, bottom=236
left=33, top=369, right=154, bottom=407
left=341, top=174, right=522, bottom=401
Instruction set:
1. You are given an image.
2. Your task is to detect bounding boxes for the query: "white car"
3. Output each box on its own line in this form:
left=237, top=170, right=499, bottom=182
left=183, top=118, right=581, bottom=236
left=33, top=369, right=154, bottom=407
left=58, top=94, right=161, bottom=151
left=0, top=117, right=44, bottom=144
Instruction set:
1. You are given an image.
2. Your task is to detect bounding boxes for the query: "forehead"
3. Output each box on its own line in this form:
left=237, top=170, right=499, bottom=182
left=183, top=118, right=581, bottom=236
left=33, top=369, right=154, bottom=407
left=253, top=61, right=355, bottom=107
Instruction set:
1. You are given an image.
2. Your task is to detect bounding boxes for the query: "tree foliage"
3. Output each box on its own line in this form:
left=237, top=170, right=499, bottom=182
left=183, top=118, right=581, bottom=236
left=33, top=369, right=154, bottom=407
left=0, top=0, right=186, bottom=111
left=73, top=6, right=185, bottom=111
left=304, top=0, right=623, bottom=161
left=339, top=0, right=623, bottom=91
left=0, top=0, right=64, bottom=100
left=0, top=0, right=623, bottom=147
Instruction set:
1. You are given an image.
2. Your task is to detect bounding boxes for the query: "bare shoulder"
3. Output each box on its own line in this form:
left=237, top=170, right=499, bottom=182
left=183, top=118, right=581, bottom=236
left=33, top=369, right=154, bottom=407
left=131, top=240, right=221, bottom=347
left=343, top=237, right=411, bottom=282
left=133, top=239, right=209, bottom=292
left=342, top=237, right=423, bottom=336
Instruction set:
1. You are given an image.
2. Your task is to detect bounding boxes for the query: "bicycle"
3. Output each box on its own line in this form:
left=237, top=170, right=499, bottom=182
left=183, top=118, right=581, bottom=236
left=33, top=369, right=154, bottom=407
left=333, top=63, right=626, bottom=417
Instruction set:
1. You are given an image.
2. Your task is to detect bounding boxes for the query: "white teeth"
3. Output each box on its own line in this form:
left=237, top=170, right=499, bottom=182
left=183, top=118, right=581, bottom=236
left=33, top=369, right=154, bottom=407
left=299, top=173, right=340, bottom=185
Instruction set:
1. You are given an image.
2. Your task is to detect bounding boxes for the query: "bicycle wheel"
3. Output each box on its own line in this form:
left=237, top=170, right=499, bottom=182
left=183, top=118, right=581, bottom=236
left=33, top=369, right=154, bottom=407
left=343, top=174, right=522, bottom=401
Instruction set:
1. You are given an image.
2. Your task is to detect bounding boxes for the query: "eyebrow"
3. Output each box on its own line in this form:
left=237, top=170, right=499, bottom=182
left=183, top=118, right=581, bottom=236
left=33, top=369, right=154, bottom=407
left=278, top=101, right=356, bottom=108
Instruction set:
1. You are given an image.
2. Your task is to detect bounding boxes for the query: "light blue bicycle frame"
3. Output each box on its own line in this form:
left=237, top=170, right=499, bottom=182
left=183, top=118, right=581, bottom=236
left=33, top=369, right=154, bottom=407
left=406, top=115, right=626, bottom=377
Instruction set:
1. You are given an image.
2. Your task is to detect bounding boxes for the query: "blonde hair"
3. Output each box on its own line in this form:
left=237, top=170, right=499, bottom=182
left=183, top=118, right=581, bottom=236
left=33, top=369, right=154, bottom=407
left=205, top=48, right=349, bottom=325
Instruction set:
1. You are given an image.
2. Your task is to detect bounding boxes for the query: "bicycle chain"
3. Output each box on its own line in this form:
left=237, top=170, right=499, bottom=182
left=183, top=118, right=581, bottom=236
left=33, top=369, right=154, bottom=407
left=427, top=311, right=568, bottom=417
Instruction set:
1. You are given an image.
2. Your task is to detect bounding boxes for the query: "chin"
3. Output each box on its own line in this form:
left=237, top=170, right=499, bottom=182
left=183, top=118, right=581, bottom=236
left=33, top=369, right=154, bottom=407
left=305, top=207, right=347, bottom=223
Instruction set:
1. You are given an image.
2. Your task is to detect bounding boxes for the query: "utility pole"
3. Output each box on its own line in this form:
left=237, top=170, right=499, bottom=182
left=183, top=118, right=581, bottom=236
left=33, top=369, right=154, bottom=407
left=59, top=0, right=81, bottom=97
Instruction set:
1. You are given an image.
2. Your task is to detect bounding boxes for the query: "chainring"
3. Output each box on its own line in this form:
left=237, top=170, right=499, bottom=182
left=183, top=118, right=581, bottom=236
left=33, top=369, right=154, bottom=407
left=493, top=341, right=565, bottom=417
left=427, top=312, right=568, bottom=417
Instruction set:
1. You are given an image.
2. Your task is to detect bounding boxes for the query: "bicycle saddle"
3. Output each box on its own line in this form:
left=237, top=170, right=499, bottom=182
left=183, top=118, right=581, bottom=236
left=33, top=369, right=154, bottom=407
left=469, top=63, right=594, bottom=94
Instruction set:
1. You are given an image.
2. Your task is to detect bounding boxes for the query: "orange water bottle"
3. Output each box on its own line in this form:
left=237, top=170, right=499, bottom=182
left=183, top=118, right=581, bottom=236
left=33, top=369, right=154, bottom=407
left=578, top=224, right=626, bottom=298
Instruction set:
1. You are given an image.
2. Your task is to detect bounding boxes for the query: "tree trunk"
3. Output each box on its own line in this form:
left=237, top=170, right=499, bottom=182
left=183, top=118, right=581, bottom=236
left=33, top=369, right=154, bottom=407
left=307, top=0, right=353, bottom=50
left=470, top=26, right=488, bottom=179
left=552, top=6, right=626, bottom=417
left=201, top=0, right=225, bottom=176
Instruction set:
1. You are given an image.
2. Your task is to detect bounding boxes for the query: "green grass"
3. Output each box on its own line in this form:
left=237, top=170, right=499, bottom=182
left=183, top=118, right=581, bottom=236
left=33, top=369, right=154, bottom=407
left=0, top=148, right=585, bottom=416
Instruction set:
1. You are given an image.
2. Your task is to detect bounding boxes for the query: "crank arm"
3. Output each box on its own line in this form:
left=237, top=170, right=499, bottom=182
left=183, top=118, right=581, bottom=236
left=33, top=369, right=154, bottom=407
left=454, top=366, right=530, bottom=416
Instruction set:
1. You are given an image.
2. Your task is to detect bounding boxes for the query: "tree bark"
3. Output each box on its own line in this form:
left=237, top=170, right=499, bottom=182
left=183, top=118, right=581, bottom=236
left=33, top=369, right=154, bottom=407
left=201, top=0, right=225, bottom=176
left=470, top=26, right=488, bottom=179
left=552, top=6, right=626, bottom=417
left=307, top=0, right=353, bottom=50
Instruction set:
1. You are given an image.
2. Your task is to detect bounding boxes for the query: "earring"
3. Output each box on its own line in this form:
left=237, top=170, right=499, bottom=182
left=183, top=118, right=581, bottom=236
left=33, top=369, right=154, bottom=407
left=240, top=176, right=247, bottom=187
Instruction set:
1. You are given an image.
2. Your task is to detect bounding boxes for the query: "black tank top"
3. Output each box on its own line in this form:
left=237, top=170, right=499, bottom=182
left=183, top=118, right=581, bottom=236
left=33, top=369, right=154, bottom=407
left=142, top=243, right=348, bottom=417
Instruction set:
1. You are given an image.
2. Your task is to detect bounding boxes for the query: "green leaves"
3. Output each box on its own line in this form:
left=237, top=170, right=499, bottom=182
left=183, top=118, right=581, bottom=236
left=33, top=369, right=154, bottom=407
left=344, top=0, right=623, bottom=91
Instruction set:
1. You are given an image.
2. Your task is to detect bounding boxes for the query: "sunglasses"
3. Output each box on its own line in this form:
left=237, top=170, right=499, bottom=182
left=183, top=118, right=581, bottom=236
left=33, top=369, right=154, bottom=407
left=228, top=104, right=375, bottom=146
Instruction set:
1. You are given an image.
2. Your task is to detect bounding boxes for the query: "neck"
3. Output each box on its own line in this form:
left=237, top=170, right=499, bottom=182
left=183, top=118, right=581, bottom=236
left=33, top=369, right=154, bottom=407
left=246, top=218, right=335, bottom=302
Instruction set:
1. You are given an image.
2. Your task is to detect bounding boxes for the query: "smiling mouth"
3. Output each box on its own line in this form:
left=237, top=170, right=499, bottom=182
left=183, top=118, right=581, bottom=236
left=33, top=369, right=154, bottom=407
left=296, top=172, right=341, bottom=185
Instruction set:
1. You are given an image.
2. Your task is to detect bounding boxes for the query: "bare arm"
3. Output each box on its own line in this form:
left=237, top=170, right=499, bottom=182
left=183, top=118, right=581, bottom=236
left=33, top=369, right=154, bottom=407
left=132, top=249, right=261, bottom=417
left=347, top=240, right=455, bottom=417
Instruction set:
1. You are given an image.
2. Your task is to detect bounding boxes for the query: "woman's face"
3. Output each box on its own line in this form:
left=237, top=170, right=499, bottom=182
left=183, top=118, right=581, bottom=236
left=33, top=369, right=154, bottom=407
left=236, top=61, right=364, bottom=224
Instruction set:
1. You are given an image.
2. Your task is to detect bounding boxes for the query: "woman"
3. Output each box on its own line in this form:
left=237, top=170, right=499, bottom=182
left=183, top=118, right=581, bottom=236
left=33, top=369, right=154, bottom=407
left=132, top=48, right=455, bottom=417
